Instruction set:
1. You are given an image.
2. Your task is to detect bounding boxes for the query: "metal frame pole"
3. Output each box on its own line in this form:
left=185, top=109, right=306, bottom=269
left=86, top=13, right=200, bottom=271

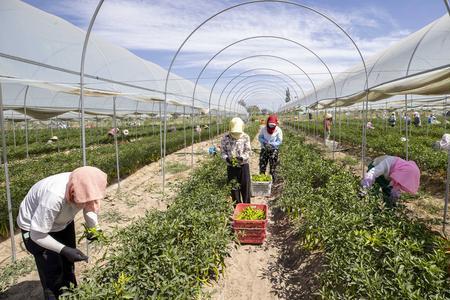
left=0, top=83, right=16, bottom=262
left=183, top=106, right=187, bottom=159
left=112, top=97, right=120, bottom=190
left=444, top=149, right=450, bottom=234
left=24, top=86, right=29, bottom=158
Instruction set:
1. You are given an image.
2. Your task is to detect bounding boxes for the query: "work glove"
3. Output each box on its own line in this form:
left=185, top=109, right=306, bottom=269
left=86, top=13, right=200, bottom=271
left=360, top=178, right=373, bottom=189
left=225, top=157, right=231, bottom=164
left=237, top=157, right=244, bottom=163
left=60, top=246, right=88, bottom=263
left=358, top=187, right=368, bottom=199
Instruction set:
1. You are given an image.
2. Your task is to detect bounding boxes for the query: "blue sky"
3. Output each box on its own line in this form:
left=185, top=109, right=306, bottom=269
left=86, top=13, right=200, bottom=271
left=22, top=0, right=449, bottom=110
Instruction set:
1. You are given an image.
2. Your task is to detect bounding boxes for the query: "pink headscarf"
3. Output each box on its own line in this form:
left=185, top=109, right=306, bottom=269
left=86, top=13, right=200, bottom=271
left=65, top=166, right=107, bottom=213
left=389, top=158, right=420, bottom=194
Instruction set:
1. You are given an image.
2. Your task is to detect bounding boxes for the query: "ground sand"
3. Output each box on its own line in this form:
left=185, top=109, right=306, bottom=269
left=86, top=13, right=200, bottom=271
left=204, top=134, right=321, bottom=300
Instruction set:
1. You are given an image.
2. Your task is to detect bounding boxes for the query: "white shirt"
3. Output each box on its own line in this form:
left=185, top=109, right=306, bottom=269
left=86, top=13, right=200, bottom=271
left=366, top=155, right=397, bottom=182
left=258, top=126, right=283, bottom=149
left=17, top=173, right=98, bottom=253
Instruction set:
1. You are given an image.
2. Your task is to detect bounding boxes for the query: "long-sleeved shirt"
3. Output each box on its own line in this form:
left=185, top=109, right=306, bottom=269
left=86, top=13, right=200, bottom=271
left=17, top=173, right=98, bottom=253
left=364, top=155, right=397, bottom=187
left=221, top=133, right=251, bottom=166
left=258, top=126, right=283, bottom=149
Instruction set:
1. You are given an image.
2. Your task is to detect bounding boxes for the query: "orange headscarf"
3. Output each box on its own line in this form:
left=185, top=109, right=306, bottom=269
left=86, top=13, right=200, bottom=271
left=65, top=166, right=107, bottom=213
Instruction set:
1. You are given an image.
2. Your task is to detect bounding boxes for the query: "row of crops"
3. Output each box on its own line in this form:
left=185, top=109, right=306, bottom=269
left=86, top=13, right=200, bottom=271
left=277, top=129, right=449, bottom=298
left=0, top=120, right=224, bottom=238
left=60, top=124, right=260, bottom=299
left=284, top=117, right=449, bottom=177
left=2, top=118, right=217, bottom=160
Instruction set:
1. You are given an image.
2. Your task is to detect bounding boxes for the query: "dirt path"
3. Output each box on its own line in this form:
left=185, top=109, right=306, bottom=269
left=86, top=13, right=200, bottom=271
left=205, top=130, right=319, bottom=300
left=0, top=137, right=219, bottom=300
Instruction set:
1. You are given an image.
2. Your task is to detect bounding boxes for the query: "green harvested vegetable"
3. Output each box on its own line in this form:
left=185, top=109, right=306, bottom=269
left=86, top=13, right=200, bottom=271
left=78, top=224, right=108, bottom=244
left=251, top=174, right=272, bottom=182
left=236, top=206, right=265, bottom=220
left=231, top=157, right=239, bottom=167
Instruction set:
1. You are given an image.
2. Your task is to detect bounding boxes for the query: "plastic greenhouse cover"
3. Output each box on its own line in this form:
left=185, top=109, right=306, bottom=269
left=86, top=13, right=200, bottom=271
left=280, top=14, right=450, bottom=111
left=0, top=0, right=246, bottom=117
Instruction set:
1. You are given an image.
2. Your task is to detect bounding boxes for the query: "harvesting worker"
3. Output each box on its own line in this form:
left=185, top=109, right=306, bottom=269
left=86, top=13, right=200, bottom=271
left=324, top=113, right=333, bottom=140
left=17, top=166, right=108, bottom=299
left=360, top=155, right=420, bottom=207
left=388, top=112, right=396, bottom=127
left=221, top=117, right=252, bottom=204
left=258, top=114, right=283, bottom=181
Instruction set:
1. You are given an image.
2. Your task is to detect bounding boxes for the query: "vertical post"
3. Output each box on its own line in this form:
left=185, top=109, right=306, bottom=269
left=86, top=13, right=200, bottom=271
left=12, top=114, right=16, bottom=149
left=112, top=97, right=120, bottom=190
left=404, top=95, right=409, bottom=160
left=183, top=106, right=187, bottom=159
left=159, top=102, right=163, bottom=177
left=444, top=148, right=450, bottom=234
left=24, top=86, right=30, bottom=158
left=338, top=107, right=342, bottom=145
left=80, top=0, right=104, bottom=167
left=0, top=83, right=16, bottom=262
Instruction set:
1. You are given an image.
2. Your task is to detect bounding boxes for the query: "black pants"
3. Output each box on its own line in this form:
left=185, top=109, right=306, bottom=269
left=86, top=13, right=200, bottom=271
left=227, top=164, right=251, bottom=204
left=259, top=148, right=279, bottom=178
left=22, top=221, right=77, bottom=299
left=367, top=163, right=395, bottom=207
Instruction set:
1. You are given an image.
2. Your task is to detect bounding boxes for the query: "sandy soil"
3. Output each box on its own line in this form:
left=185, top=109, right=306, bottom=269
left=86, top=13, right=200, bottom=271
left=205, top=133, right=321, bottom=300
left=0, top=137, right=219, bottom=300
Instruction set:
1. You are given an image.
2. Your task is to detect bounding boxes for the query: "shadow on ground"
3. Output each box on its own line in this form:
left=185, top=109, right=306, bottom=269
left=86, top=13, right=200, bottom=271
left=0, top=280, right=42, bottom=300
left=261, top=180, right=324, bottom=300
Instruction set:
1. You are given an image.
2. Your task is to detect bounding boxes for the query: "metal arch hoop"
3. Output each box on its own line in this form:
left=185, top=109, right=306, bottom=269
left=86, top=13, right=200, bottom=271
left=233, top=89, right=286, bottom=112
left=238, top=89, right=286, bottom=104
left=231, top=83, right=287, bottom=104
left=215, top=67, right=307, bottom=134
left=235, top=89, right=286, bottom=112
left=225, top=75, right=300, bottom=107
left=188, top=53, right=318, bottom=167
left=163, top=0, right=369, bottom=191
left=188, top=35, right=338, bottom=142
left=227, top=81, right=288, bottom=109
left=234, top=88, right=286, bottom=108
left=215, top=54, right=317, bottom=113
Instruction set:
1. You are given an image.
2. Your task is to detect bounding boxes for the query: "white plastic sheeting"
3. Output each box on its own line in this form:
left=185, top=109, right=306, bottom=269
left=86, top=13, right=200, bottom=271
left=0, top=0, right=246, bottom=117
left=281, top=14, right=450, bottom=111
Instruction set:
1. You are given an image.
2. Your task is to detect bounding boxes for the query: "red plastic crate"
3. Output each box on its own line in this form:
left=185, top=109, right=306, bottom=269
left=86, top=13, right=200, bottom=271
left=232, top=203, right=268, bottom=244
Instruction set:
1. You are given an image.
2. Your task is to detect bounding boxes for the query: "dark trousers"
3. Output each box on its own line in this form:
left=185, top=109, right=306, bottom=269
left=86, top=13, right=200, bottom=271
left=367, top=163, right=395, bottom=207
left=227, top=163, right=251, bottom=204
left=259, top=148, right=279, bottom=178
left=22, top=221, right=77, bottom=299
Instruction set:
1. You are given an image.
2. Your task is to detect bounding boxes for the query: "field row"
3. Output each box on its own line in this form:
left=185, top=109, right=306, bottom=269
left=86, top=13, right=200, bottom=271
left=277, top=129, right=449, bottom=299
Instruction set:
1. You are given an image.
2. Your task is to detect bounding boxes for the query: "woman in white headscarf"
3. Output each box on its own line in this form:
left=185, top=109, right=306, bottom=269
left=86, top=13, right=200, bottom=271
left=220, top=118, right=252, bottom=204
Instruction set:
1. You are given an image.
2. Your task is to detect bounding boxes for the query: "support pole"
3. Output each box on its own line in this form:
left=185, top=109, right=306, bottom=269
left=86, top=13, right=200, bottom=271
left=405, top=95, right=409, bottom=160
left=113, top=97, right=120, bottom=190
left=24, top=86, right=30, bottom=158
left=159, top=102, right=163, bottom=178
left=12, top=114, right=16, bottom=149
left=444, top=148, right=450, bottom=234
left=0, top=83, right=16, bottom=262
left=183, top=106, right=187, bottom=159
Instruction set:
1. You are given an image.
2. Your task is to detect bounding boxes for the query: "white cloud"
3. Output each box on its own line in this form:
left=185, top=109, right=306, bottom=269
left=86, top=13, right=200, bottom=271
left=39, top=0, right=412, bottom=108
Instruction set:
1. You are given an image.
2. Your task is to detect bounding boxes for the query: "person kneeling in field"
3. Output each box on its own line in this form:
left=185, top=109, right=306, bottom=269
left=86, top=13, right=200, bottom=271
left=221, top=117, right=252, bottom=204
left=360, top=155, right=420, bottom=207
left=17, top=166, right=107, bottom=299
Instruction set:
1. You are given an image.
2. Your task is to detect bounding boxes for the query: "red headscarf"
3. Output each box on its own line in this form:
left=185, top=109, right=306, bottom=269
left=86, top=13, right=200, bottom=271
left=266, top=114, right=278, bottom=134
